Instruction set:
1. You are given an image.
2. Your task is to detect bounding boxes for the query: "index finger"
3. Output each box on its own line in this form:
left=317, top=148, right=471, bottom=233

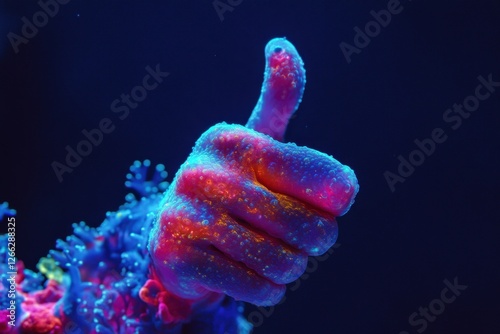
left=196, top=124, right=359, bottom=217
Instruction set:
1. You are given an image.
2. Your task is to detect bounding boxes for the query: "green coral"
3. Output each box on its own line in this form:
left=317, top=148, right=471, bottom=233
left=37, top=257, right=64, bottom=283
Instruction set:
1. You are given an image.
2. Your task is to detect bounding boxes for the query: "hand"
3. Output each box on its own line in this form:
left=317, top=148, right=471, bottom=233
left=147, top=38, right=359, bottom=306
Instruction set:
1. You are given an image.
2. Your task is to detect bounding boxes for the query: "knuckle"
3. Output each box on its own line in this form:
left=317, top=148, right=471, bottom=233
left=196, top=123, right=268, bottom=163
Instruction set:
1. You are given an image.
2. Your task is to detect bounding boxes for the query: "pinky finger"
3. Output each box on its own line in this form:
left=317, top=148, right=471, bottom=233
left=155, top=243, right=286, bottom=306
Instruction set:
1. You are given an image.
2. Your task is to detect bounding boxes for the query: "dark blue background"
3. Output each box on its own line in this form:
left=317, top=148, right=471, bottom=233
left=1, top=1, right=499, bottom=333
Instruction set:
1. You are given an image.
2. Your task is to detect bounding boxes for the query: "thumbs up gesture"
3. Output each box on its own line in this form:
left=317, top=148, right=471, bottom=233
left=148, top=38, right=359, bottom=307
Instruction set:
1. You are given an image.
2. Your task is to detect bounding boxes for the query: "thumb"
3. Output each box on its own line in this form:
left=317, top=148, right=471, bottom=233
left=245, top=37, right=306, bottom=141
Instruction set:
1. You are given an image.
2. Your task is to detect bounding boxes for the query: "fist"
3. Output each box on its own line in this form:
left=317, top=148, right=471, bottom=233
left=148, top=124, right=358, bottom=306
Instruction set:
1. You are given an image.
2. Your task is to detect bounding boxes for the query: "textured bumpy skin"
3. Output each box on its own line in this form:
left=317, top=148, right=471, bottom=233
left=149, top=38, right=358, bottom=307
left=0, top=37, right=358, bottom=333
left=246, top=38, right=306, bottom=141
left=149, top=124, right=358, bottom=306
